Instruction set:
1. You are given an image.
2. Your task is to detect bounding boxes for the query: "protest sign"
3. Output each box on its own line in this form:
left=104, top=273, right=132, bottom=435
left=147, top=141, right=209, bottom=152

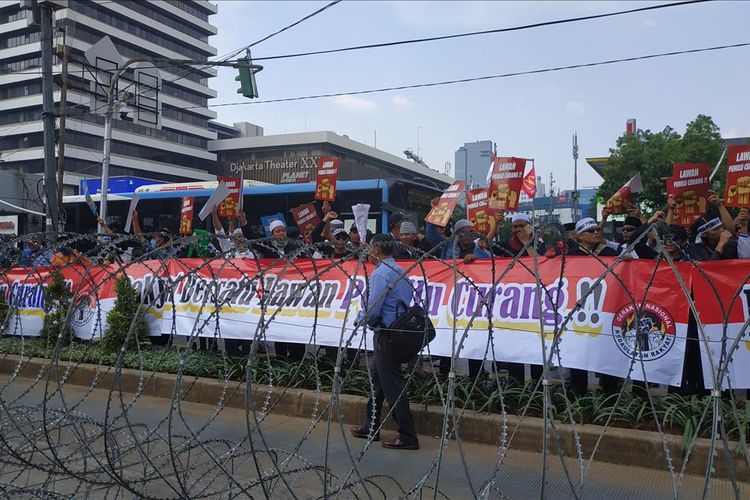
left=488, top=157, right=526, bottom=211
left=314, top=157, right=339, bottom=202
left=425, top=181, right=466, bottom=227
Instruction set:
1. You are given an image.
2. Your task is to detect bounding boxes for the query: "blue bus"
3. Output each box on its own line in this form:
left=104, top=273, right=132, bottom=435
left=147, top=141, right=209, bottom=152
left=63, top=178, right=443, bottom=236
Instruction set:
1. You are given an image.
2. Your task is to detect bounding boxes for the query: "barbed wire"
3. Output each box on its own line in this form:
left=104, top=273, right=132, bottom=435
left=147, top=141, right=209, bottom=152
left=0, top=224, right=747, bottom=497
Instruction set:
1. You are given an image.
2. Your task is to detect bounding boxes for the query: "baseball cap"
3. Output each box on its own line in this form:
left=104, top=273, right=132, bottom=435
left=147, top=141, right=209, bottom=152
left=399, top=221, right=417, bottom=234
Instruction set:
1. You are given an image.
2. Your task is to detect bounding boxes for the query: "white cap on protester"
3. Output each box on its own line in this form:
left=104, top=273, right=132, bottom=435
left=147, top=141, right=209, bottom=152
left=399, top=221, right=417, bottom=234
left=511, top=213, right=531, bottom=224
left=575, top=217, right=598, bottom=235
left=453, top=219, right=473, bottom=232
left=269, top=220, right=286, bottom=233
left=329, top=219, right=344, bottom=230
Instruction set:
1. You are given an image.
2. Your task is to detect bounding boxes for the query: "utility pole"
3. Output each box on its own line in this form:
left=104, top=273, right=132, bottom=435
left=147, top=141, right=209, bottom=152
left=40, top=1, right=60, bottom=233
left=55, top=26, right=68, bottom=228
left=572, top=132, right=579, bottom=222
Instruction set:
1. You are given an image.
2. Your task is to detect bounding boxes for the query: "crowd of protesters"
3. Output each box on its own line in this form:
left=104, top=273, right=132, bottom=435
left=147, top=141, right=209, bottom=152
left=2, top=191, right=749, bottom=418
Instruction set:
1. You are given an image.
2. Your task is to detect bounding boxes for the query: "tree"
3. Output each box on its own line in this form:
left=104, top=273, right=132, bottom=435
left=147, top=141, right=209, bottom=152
left=597, top=115, right=724, bottom=212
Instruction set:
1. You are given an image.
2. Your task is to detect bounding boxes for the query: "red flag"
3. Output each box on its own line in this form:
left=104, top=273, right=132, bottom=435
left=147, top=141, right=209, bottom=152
left=521, top=165, right=537, bottom=199
left=605, top=172, right=643, bottom=215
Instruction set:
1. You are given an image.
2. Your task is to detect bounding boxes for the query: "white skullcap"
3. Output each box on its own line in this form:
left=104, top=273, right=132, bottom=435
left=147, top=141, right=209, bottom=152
left=511, top=213, right=531, bottom=224
left=269, top=220, right=286, bottom=232
left=575, top=217, right=598, bottom=235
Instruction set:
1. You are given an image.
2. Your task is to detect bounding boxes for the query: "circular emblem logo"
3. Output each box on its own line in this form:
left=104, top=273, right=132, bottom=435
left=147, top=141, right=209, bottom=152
left=612, top=301, right=676, bottom=360
left=70, top=296, right=96, bottom=328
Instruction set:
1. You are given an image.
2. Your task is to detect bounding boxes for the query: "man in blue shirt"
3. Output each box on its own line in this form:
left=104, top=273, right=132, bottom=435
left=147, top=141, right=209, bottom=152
left=351, top=234, right=419, bottom=450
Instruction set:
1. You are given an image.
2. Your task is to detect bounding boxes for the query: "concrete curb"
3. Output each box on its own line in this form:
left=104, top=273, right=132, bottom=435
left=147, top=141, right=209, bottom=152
left=1, top=355, right=747, bottom=481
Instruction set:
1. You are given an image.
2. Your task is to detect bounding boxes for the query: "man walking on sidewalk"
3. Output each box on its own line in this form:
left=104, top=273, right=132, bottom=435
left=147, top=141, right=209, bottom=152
left=351, top=234, right=419, bottom=450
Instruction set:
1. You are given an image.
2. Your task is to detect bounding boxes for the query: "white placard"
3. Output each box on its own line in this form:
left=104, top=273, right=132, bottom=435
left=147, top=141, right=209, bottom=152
left=198, top=182, right=231, bottom=221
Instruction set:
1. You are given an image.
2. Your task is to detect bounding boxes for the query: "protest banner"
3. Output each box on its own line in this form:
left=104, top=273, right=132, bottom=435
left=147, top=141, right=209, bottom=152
left=425, top=181, right=465, bottom=227
left=667, top=163, right=710, bottom=227
left=724, top=145, right=750, bottom=208
left=314, top=157, right=339, bottom=202
left=289, top=203, right=321, bottom=243
left=488, top=157, right=526, bottom=211
left=179, top=197, right=194, bottom=235
left=217, top=176, right=241, bottom=217
left=605, top=173, right=643, bottom=215
left=1, top=257, right=698, bottom=387
left=691, top=260, right=750, bottom=389
left=466, top=188, right=496, bottom=235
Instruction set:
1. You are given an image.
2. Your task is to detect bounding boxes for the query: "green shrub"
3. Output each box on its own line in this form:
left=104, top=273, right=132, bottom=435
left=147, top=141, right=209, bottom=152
left=101, top=276, right=149, bottom=354
left=40, top=272, right=73, bottom=347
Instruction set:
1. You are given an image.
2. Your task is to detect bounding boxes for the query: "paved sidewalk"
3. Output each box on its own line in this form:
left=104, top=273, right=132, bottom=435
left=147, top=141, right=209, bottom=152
left=0, top=375, right=744, bottom=498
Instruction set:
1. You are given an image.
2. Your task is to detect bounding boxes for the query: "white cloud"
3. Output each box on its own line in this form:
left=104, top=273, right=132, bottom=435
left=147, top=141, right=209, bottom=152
left=566, top=101, right=585, bottom=115
left=333, top=95, right=378, bottom=112
left=391, top=95, right=413, bottom=108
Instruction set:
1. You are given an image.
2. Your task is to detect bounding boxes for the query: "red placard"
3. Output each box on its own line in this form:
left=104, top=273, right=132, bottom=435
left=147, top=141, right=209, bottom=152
left=667, top=163, right=710, bottom=227
left=724, top=145, right=750, bottom=208
left=488, top=157, right=526, bottom=211
left=217, top=176, right=241, bottom=217
left=179, top=197, right=194, bottom=235
left=314, top=157, right=339, bottom=202
left=425, top=181, right=465, bottom=227
left=289, top=202, right=322, bottom=244
left=466, top=188, right=496, bottom=235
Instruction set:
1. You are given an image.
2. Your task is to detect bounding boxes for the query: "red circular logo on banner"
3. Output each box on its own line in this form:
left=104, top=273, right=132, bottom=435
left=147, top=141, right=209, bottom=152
left=612, top=301, right=676, bottom=361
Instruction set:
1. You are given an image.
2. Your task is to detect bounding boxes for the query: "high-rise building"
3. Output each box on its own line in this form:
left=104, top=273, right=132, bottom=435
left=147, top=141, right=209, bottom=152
left=0, top=0, right=218, bottom=205
left=454, top=140, right=492, bottom=189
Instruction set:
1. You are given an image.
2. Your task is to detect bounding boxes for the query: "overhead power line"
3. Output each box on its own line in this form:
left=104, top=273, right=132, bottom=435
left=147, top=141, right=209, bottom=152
left=242, top=0, right=343, bottom=52
left=252, top=0, right=710, bottom=62
left=195, top=41, right=750, bottom=109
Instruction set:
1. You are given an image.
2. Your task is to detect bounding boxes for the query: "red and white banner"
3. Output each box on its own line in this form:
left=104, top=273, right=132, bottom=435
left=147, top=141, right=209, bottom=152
left=217, top=176, right=241, bottom=218
left=0, top=258, right=704, bottom=386
left=667, top=163, right=710, bottom=227
left=466, top=188, right=496, bottom=235
left=488, top=157, right=526, bottom=211
left=314, top=157, right=339, bottom=202
left=179, top=197, right=194, bottom=235
left=691, top=260, right=750, bottom=389
left=724, top=145, right=750, bottom=208
left=425, top=181, right=465, bottom=227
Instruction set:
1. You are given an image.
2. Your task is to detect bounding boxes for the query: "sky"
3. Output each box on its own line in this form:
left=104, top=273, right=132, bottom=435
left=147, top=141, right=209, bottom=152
left=208, top=0, right=750, bottom=192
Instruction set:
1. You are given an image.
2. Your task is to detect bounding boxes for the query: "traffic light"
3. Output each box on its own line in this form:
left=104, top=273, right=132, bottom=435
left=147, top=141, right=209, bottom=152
left=235, top=57, right=259, bottom=99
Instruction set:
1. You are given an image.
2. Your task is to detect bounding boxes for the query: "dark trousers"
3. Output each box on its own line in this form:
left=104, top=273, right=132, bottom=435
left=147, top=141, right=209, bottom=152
left=275, top=342, right=305, bottom=362
left=361, top=332, right=417, bottom=443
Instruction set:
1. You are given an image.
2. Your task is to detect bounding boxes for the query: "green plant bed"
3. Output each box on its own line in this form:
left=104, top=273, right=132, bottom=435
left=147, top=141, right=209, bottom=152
left=0, top=336, right=747, bottom=455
